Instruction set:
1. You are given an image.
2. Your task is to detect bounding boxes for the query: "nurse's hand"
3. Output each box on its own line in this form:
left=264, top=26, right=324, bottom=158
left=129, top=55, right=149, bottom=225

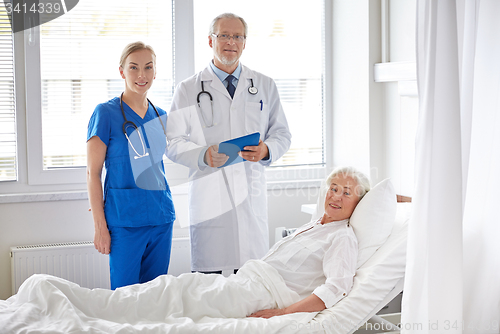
left=239, top=140, right=269, bottom=162
left=204, top=144, right=228, bottom=168
left=94, top=225, right=111, bottom=255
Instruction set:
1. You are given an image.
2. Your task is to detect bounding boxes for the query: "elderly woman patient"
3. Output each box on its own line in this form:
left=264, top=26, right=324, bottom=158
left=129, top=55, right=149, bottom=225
left=1, top=166, right=370, bottom=327
left=250, top=166, right=370, bottom=318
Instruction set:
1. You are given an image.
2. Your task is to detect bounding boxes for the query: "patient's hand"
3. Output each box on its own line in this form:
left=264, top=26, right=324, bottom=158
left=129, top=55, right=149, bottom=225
left=248, top=308, right=286, bottom=319
left=249, top=294, right=326, bottom=318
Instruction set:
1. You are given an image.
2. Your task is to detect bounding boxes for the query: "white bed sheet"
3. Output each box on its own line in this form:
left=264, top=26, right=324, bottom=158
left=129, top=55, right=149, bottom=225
left=0, top=259, right=317, bottom=334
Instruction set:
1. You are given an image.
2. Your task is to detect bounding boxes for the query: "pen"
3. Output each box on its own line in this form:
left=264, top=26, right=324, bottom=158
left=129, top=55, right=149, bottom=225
left=260, top=100, right=263, bottom=111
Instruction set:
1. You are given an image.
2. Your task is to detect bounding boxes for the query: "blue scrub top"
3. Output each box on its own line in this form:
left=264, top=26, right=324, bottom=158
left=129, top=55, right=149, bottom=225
left=87, top=97, right=176, bottom=228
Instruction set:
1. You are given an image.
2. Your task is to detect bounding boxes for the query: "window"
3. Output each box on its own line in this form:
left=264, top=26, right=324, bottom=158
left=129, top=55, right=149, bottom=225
left=4, top=0, right=330, bottom=189
left=193, top=0, right=325, bottom=168
left=0, top=1, right=16, bottom=181
left=38, top=0, right=174, bottom=169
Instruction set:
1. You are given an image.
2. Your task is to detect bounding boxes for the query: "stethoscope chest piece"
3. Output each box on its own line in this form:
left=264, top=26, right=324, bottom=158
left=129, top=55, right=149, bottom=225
left=248, top=78, right=258, bottom=95
left=248, top=86, right=258, bottom=95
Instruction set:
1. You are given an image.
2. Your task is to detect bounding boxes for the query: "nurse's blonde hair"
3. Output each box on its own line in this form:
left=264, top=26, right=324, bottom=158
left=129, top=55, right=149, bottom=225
left=119, top=41, right=156, bottom=68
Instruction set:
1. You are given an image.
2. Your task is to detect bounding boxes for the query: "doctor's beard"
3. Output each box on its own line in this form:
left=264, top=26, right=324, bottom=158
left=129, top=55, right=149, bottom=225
left=215, top=53, right=240, bottom=67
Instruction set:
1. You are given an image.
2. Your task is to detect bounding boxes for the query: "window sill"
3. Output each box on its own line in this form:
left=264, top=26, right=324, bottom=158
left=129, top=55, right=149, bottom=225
left=0, top=191, right=89, bottom=204
left=0, top=179, right=323, bottom=204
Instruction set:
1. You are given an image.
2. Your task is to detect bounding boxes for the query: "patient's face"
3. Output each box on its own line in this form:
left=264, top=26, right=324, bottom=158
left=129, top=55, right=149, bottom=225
left=322, top=175, right=361, bottom=223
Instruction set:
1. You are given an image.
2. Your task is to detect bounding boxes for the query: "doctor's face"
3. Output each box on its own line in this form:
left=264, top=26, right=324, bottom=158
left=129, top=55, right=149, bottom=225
left=209, top=17, right=246, bottom=73
left=119, top=49, right=156, bottom=96
left=322, top=175, right=361, bottom=224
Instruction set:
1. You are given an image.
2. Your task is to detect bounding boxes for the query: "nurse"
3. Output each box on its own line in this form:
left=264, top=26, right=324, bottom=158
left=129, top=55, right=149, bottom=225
left=166, top=13, right=292, bottom=274
left=86, top=41, right=176, bottom=289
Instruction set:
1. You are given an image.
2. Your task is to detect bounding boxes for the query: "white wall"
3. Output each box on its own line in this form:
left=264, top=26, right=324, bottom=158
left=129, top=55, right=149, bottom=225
left=389, top=0, right=417, bottom=62
left=383, top=0, right=418, bottom=196
left=331, top=0, right=374, bottom=176
left=330, top=0, right=417, bottom=189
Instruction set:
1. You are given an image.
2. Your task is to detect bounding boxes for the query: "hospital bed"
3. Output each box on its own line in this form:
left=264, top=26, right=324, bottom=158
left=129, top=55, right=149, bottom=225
left=0, top=179, right=409, bottom=334
left=309, top=205, right=408, bottom=333
left=276, top=178, right=410, bottom=334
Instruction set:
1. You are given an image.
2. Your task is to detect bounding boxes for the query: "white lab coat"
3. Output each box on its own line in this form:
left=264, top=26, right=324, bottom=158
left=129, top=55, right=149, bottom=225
left=166, top=64, right=291, bottom=272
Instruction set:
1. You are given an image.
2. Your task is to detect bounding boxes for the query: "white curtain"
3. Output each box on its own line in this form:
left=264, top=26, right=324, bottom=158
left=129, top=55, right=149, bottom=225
left=402, top=1, right=500, bottom=334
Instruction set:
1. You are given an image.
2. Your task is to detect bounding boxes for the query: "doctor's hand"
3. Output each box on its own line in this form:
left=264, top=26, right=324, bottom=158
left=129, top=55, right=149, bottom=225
left=239, top=140, right=269, bottom=162
left=204, top=144, right=229, bottom=168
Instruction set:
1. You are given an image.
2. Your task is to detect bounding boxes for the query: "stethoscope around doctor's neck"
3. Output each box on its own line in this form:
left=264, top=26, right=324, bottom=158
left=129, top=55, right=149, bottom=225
left=196, top=78, right=258, bottom=128
left=120, top=92, right=166, bottom=159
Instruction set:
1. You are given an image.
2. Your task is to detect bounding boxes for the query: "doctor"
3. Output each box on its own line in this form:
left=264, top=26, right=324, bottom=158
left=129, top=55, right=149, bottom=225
left=166, top=13, right=291, bottom=274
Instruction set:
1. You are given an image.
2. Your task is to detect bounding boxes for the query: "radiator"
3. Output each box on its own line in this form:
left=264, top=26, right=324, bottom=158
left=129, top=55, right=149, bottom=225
left=10, top=241, right=110, bottom=294
left=10, top=237, right=191, bottom=294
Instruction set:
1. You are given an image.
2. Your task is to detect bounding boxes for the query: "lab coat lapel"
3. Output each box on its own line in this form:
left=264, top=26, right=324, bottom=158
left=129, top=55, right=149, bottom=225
left=204, top=64, right=253, bottom=100
left=204, top=66, right=231, bottom=100
left=233, top=66, right=251, bottom=100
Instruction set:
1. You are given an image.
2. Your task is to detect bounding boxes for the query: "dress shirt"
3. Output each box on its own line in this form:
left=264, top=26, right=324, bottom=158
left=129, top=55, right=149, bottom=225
left=262, top=218, right=357, bottom=308
left=209, top=60, right=242, bottom=88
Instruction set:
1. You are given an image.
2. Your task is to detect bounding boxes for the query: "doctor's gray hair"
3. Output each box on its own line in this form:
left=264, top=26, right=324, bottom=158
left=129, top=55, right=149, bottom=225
left=209, top=13, right=248, bottom=37
left=326, top=166, right=371, bottom=200
left=119, top=41, right=156, bottom=68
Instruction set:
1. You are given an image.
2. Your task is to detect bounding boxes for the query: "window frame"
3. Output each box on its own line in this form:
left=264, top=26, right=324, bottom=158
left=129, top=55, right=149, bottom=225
left=0, top=2, right=18, bottom=183
left=25, top=25, right=85, bottom=185
left=2, top=0, right=333, bottom=193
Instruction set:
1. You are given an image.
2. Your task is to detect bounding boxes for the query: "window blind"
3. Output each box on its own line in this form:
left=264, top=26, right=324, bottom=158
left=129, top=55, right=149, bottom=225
left=0, top=1, right=16, bottom=181
left=40, top=0, right=173, bottom=169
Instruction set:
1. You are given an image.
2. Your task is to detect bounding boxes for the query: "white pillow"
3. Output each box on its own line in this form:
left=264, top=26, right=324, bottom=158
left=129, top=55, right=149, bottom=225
left=350, top=178, right=397, bottom=268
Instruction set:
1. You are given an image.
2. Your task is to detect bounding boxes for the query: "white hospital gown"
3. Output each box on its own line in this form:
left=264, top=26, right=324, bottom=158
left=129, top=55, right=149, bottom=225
left=262, top=219, right=358, bottom=308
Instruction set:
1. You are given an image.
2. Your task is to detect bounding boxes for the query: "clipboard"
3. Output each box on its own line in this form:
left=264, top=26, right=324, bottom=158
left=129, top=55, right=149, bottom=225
left=218, top=132, right=260, bottom=168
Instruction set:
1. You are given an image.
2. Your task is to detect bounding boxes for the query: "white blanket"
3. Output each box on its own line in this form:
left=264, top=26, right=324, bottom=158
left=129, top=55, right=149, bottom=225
left=0, top=260, right=318, bottom=334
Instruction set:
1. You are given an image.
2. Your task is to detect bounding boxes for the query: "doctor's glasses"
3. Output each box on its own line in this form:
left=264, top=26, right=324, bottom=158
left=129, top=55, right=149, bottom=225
left=211, top=34, right=246, bottom=43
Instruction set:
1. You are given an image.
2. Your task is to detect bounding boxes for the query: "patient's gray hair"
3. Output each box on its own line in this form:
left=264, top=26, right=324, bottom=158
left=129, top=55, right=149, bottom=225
left=326, top=166, right=371, bottom=200
left=209, top=13, right=248, bottom=37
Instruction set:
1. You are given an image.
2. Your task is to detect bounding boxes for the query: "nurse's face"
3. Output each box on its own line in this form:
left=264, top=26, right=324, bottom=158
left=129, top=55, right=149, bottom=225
left=120, top=49, right=156, bottom=96
left=209, top=17, right=246, bottom=73
left=322, top=174, right=361, bottom=224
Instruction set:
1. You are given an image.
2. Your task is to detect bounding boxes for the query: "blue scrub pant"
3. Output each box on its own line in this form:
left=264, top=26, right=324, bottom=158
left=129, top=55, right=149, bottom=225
left=108, top=223, right=173, bottom=290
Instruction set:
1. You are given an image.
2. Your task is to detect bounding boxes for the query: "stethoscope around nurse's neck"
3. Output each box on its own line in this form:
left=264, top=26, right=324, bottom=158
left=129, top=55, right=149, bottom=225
left=120, top=92, right=166, bottom=159
left=196, top=78, right=258, bottom=128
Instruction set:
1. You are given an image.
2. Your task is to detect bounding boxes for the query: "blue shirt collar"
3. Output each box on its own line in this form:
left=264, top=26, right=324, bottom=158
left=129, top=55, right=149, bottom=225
left=209, top=61, right=242, bottom=82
